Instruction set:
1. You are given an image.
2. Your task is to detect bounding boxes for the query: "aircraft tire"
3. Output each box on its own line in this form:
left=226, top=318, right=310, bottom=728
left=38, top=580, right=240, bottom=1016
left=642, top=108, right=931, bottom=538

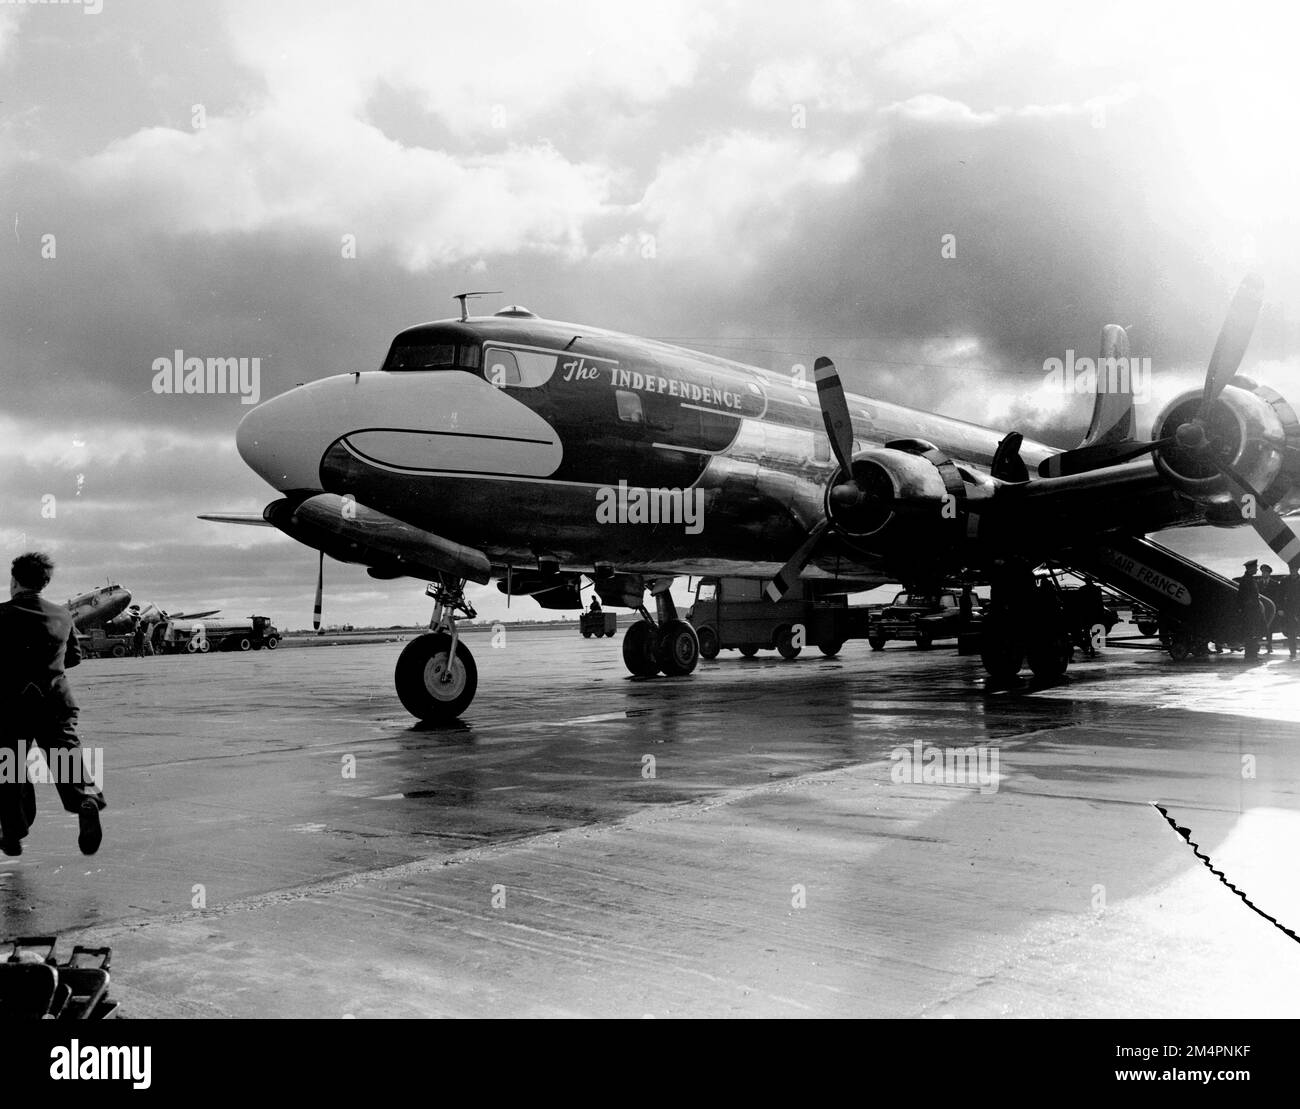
left=980, top=633, right=1024, bottom=680
left=697, top=627, right=720, bottom=660
left=1166, top=627, right=1194, bottom=662
left=775, top=628, right=802, bottom=660
left=1026, top=630, right=1071, bottom=680
left=655, top=620, right=699, bottom=676
left=395, top=632, right=477, bottom=720
left=622, top=620, right=661, bottom=677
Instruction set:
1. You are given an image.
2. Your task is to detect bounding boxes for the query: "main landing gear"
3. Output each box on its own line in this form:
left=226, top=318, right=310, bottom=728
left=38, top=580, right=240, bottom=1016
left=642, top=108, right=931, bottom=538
left=395, top=575, right=479, bottom=721
left=621, top=584, right=700, bottom=678
left=980, top=563, right=1072, bottom=683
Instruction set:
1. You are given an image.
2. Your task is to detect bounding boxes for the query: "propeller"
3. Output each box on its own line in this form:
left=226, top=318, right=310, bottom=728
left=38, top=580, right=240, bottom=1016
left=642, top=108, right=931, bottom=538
left=765, top=357, right=966, bottom=599
left=1201, top=274, right=1264, bottom=418
left=313, top=550, right=324, bottom=631
left=1044, top=275, right=1300, bottom=569
left=1214, top=460, right=1300, bottom=572
left=1043, top=275, right=1265, bottom=478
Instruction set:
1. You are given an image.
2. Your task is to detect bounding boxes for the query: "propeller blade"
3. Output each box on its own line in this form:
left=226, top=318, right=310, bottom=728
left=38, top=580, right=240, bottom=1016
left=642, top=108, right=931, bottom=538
left=313, top=551, right=324, bottom=631
left=764, top=519, right=831, bottom=602
left=1039, top=436, right=1174, bottom=478
left=814, top=357, right=855, bottom=474
left=1214, top=459, right=1300, bottom=572
left=1201, top=274, right=1264, bottom=416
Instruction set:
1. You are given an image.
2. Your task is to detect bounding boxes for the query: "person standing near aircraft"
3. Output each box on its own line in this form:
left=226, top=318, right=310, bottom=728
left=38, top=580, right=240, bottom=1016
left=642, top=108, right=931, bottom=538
left=1258, top=564, right=1279, bottom=654
left=131, top=618, right=146, bottom=658
left=1281, top=566, right=1300, bottom=661
left=1237, top=560, right=1264, bottom=661
left=0, top=553, right=105, bottom=857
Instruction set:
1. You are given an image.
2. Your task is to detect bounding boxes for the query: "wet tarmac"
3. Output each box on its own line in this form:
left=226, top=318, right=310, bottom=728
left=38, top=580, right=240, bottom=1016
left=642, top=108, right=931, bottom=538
left=2, top=625, right=1298, bottom=1017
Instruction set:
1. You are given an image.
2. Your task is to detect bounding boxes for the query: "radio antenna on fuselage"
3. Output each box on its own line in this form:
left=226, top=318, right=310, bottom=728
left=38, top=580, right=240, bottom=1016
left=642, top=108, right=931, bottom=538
left=453, top=290, right=502, bottom=322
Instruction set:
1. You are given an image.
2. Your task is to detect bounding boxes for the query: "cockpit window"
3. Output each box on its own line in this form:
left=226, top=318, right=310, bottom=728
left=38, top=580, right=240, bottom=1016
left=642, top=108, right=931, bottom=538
left=390, top=343, right=455, bottom=370
left=383, top=341, right=481, bottom=372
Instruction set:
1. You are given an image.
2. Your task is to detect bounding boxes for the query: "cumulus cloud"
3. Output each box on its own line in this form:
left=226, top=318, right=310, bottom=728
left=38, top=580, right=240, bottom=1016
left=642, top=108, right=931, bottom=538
left=632, top=131, right=860, bottom=268
left=79, top=116, right=617, bottom=268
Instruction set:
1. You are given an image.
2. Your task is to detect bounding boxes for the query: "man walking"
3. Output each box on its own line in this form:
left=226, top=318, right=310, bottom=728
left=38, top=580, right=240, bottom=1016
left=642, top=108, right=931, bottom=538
left=0, top=552, right=105, bottom=857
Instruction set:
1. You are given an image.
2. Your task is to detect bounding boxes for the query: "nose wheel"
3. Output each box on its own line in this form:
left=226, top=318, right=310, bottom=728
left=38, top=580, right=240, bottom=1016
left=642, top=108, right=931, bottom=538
left=395, top=576, right=478, bottom=721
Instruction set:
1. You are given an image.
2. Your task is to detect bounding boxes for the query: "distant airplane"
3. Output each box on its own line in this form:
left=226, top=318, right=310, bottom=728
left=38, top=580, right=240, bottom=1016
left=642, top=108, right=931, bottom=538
left=104, top=601, right=221, bottom=634
left=204, top=278, right=1300, bottom=721
left=66, top=583, right=133, bottom=631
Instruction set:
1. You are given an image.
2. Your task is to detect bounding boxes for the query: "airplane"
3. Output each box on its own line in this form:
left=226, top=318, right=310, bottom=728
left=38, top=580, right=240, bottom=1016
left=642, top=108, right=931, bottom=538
left=103, top=601, right=221, bottom=634
left=202, top=278, right=1300, bottom=721
left=66, top=584, right=133, bottom=631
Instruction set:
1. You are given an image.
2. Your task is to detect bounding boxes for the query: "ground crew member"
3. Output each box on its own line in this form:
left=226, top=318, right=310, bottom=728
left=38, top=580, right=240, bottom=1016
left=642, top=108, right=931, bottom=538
left=1282, top=566, right=1300, bottom=661
left=1259, top=564, right=1280, bottom=654
left=0, top=552, right=105, bottom=857
left=132, top=618, right=146, bottom=658
left=1237, top=560, right=1264, bottom=661
left=589, top=595, right=601, bottom=613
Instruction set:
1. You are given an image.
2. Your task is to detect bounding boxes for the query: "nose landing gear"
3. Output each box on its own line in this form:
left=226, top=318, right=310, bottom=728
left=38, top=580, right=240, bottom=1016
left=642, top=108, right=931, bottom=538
left=395, top=575, right=479, bottom=721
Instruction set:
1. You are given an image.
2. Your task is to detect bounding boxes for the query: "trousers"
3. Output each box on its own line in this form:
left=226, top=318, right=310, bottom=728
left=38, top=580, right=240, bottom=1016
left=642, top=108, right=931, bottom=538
left=0, top=687, right=106, bottom=842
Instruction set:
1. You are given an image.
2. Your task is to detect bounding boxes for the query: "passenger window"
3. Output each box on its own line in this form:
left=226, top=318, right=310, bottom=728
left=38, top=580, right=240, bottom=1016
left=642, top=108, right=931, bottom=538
left=484, top=349, right=521, bottom=387
left=696, top=583, right=717, bottom=601
left=615, top=390, right=644, bottom=424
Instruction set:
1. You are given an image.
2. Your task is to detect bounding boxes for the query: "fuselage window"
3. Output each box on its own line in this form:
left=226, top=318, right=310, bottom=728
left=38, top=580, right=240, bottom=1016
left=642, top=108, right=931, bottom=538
left=615, top=389, right=644, bottom=425
left=483, top=347, right=557, bottom=388
left=484, top=349, right=521, bottom=387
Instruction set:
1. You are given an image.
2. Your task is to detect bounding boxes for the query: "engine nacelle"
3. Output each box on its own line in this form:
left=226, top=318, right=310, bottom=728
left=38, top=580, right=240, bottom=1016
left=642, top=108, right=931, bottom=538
left=1152, top=377, right=1300, bottom=512
left=825, top=447, right=954, bottom=540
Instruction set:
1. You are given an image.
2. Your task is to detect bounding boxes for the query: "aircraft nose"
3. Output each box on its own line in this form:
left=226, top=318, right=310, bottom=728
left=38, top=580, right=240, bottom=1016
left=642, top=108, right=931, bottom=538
left=237, top=385, right=324, bottom=494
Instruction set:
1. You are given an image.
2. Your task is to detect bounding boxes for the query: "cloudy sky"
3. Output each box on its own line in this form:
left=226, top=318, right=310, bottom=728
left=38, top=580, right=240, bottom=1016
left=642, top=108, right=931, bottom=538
left=2, top=0, right=1298, bottom=627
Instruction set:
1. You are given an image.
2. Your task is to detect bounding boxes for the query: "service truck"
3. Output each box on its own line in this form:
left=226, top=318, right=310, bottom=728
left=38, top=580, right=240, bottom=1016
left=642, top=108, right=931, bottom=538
left=685, top=576, right=873, bottom=659
left=159, top=615, right=280, bottom=654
